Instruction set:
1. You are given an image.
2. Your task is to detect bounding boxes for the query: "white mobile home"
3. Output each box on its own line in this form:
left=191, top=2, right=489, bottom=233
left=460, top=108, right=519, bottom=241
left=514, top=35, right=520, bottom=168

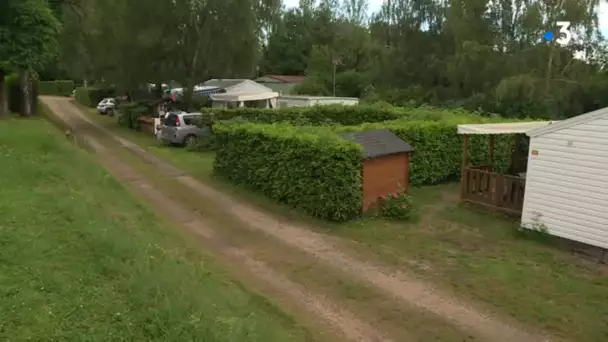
left=277, top=95, right=358, bottom=108
left=521, top=108, right=608, bottom=249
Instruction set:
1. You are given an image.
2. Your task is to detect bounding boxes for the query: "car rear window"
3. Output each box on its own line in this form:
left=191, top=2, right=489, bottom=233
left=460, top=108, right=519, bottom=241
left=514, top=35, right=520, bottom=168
left=165, top=114, right=178, bottom=126
left=183, top=115, right=202, bottom=126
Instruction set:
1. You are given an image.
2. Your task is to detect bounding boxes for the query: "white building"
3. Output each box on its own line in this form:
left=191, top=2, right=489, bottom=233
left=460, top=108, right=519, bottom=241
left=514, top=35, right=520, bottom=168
left=277, top=95, right=359, bottom=108
left=521, top=108, right=608, bottom=249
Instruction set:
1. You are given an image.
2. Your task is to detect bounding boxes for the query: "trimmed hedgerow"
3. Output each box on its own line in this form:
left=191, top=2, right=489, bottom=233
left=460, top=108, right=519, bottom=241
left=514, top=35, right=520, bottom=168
left=38, top=80, right=75, bottom=96
left=201, top=104, right=409, bottom=125
left=201, top=104, right=492, bottom=126
left=74, top=86, right=116, bottom=107
left=334, top=116, right=520, bottom=185
left=74, top=87, right=91, bottom=106
left=210, top=103, right=530, bottom=188
left=213, top=122, right=363, bottom=221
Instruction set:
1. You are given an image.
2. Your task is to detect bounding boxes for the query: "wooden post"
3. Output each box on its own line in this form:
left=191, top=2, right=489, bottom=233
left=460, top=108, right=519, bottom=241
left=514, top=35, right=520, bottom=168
left=489, top=135, right=495, bottom=172
left=494, top=174, right=505, bottom=207
left=512, top=134, right=521, bottom=174
left=460, top=135, right=470, bottom=200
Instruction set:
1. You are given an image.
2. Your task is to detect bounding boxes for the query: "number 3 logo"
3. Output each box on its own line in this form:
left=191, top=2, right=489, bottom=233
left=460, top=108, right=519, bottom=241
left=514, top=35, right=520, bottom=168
left=556, top=21, right=572, bottom=46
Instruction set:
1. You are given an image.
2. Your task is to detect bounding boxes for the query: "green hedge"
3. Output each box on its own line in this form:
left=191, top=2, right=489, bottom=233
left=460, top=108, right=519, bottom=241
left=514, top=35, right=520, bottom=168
left=118, top=102, right=149, bottom=130
left=201, top=104, right=409, bottom=125
left=334, top=117, right=520, bottom=185
left=201, top=104, right=490, bottom=126
left=74, top=86, right=116, bottom=107
left=211, top=104, right=528, bottom=188
left=213, top=122, right=363, bottom=221
left=38, top=80, right=75, bottom=96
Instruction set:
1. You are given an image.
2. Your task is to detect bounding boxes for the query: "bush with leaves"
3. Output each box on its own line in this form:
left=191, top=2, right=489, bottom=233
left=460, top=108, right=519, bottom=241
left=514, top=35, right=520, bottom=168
left=377, top=192, right=414, bottom=220
left=199, top=103, right=481, bottom=126
left=74, top=87, right=90, bottom=106
left=213, top=122, right=363, bottom=221
left=38, top=80, right=75, bottom=96
left=5, top=73, right=39, bottom=114
left=74, top=86, right=116, bottom=107
left=185, top=136, right=213, bottom=151
left=118, top=102, right=149, bottom=130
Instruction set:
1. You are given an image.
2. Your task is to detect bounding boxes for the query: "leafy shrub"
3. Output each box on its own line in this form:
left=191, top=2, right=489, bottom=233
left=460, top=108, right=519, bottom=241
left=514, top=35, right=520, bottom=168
left=201, top=104, right=406, bottom=125
left=128, top=89, right=155, bottom=102
left=185, top=135, right=215, bottom=152
left=74, top=87, right=90, bottom=106
left=213, top=122, right=363, bottom=221
left=5, top=73, right=39, bottom=114
left=377, top=192, right=414, bottom=220
left=118, top=102, right=149, bottom=130
left=200, top=104, right=492, bottom=127
left=292, top=77, right=331, bottom=96
left=38, top=80, right=75, bottom=96
left=74, top=86, right=116, bottom=107
left=5, top=73, right=20, bottom=113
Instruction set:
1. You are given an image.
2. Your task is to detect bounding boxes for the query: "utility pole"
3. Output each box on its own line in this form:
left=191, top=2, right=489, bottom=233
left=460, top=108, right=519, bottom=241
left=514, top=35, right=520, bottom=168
left=387, top=0, right=391, bottom=47
left=332, top=57, right=340, bottom=97
left=333, top=61, right=336, bottom=97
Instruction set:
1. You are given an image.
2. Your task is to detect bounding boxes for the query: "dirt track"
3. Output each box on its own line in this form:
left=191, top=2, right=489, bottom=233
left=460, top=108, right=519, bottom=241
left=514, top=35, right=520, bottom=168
left=41, top=96, right=556, bottom=342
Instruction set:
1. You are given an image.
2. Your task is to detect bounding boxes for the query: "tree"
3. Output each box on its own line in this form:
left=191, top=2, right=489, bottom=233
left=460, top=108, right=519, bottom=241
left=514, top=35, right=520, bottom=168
left=47, top=0, right=607, bottom=119
left=56, top=0, right=278, bottom=110
left=0, top=0, right=61, bottom=117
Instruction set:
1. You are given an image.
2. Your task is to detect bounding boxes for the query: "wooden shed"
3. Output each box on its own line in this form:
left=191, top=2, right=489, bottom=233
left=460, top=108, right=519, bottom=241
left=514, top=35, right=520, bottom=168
left=341, top=129, right=414, bottom=212
left=521, top=108, right=608, bottom=250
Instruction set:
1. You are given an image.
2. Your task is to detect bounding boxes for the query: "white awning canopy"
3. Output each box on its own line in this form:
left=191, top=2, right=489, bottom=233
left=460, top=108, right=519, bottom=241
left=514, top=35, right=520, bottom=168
left=457, top=121, right=559, bottom=135
left=210, top=92, right=279, bottom=102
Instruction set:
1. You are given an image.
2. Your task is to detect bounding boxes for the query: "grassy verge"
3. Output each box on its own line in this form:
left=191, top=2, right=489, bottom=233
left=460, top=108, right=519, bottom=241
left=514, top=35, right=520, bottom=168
left=83, top=107, right=608, bottom=342
left=0, top=118, right=310, bottom=341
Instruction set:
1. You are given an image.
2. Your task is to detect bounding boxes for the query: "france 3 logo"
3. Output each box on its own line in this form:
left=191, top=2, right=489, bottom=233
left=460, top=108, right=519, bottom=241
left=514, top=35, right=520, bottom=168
left=544, top=21, right=572, bottom=46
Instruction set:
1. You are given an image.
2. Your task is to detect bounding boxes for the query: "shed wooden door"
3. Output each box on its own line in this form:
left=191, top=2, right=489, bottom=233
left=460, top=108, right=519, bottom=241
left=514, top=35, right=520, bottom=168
left=362, top=153, right=410, bottom=211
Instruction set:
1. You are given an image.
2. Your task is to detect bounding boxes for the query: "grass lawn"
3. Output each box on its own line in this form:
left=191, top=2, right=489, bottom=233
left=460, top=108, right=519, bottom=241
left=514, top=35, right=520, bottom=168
left=0, top=118, right=310, bottom=341
left=85, top=108, right=608, bottom=341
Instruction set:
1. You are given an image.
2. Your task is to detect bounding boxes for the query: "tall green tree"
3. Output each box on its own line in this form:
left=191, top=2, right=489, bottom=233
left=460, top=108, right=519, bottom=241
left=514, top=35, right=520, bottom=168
left=0, top=0, right=61, bottom=117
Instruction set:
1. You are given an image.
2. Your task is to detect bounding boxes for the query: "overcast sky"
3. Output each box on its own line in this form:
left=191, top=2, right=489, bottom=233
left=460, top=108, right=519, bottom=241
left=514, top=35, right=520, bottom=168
left=283, top=0, right=608, bottom=36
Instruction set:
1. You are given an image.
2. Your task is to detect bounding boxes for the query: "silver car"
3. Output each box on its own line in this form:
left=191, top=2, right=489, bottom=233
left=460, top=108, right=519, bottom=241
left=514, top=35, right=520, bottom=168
left=160, top=112, right=211, bottom=147
left=97, top=98, right=116, bottom=115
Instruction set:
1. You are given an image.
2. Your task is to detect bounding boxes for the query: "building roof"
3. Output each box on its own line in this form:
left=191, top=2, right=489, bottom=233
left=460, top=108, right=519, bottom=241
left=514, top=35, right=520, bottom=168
left=209, top=92, right=279, bottom=102
left=279, top=95, right=359, bottom=101
left=457, top=121, right=558, bottom=135
left=203, top=79, right=249, bottom=89
left=527, top=107, right=608, bottom=137
left=341, top=129, right=414, bottom=159
left=265, top=75, right=306, bottom=83
left=204, top=79, right=273, bottom=94
left=193, top=86, right=222, bottom=96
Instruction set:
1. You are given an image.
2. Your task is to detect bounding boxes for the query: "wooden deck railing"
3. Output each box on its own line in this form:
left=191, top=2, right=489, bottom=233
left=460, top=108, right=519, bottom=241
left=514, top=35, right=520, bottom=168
left=461, top=167, right=526, bottom=214
left=469, top=164, right=493, bottom=172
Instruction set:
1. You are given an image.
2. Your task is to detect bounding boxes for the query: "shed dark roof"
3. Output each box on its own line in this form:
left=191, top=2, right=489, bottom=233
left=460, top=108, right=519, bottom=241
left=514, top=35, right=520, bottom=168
left=341, top=129, right=414, bottom=159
